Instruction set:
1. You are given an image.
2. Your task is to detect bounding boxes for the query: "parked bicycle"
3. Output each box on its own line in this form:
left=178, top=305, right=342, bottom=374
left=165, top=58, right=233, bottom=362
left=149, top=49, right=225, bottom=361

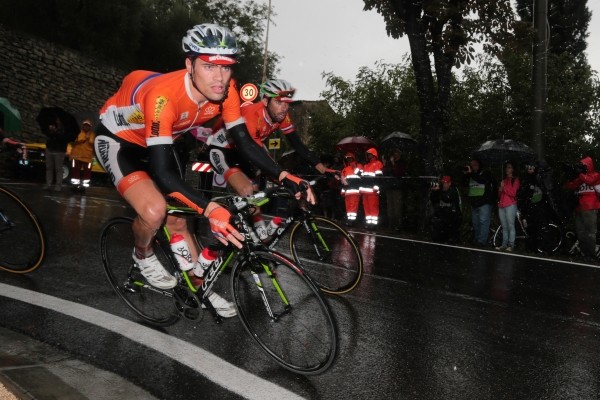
left=261, top=176, right=363, bottom=295
left=99, top=186, right=338, bottom=375
left=0, top=184, right=46, bottom=273
left=491, top=208, right=562, bottom=254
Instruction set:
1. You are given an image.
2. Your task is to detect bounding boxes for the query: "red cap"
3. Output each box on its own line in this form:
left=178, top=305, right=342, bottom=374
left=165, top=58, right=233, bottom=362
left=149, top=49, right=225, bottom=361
left=440, top=175, right=451, bottom=184
left=198, top=54, right=237, bottom=65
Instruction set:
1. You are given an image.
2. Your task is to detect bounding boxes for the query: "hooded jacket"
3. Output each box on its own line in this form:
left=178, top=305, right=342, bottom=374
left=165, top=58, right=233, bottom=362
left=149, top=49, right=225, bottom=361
left=564, top=156, right=600, bottom=211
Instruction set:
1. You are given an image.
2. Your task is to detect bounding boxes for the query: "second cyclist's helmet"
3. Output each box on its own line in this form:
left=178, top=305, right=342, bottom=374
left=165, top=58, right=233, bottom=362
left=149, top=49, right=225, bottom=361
left=260, top=79, right=296, bottom=102
left=182, top=23, right=238, bottom=65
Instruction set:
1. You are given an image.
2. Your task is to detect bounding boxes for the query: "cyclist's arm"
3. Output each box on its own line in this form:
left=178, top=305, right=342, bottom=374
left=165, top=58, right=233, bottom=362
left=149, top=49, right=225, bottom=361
left=226, top=119, right=284, bottom=179
left=147, top=144, right=210, bottom=214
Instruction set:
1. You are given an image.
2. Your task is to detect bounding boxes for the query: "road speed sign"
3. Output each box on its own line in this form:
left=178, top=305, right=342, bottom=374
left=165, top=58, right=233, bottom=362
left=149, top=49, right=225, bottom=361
left=239, top=83, right=258, bottom=102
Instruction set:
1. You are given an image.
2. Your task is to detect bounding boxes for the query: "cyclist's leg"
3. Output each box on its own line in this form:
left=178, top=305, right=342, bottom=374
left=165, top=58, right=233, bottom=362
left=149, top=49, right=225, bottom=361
left=95, top=131, right=175, bottom=288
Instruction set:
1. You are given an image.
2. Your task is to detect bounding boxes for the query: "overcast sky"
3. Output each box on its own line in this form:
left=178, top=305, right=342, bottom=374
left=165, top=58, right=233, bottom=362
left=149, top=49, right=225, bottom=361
left=255, top=0, right=600, bottom=101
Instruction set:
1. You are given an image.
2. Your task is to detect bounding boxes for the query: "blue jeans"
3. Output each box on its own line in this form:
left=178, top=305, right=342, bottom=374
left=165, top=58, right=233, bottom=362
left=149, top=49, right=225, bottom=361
left=471, top=203, right=492, bottom=245
left=498, top=204, right=517, bottom=247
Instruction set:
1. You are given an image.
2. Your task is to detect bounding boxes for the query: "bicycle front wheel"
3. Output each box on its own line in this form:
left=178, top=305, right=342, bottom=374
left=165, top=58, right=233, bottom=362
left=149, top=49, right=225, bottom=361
left=232, top=250, right=337, bottom=375
left=536, top=223, right=562, bottom=255
left=100, top=217, right=179, bottom=327
left=289, top=216, right=363, bottom=294
left=0, top=186, right=46, bottom=273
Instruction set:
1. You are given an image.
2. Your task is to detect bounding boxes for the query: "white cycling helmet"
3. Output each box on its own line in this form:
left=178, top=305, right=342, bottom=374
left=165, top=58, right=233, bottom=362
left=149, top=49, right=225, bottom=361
left=260, top=79, right=296, bottom=102
left=182, top=23, right=238, bottom=65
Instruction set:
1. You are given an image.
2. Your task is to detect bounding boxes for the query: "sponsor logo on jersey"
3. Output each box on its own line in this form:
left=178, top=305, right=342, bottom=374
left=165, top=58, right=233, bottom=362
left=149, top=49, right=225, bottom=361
left=180, top=111, right=189, bottom=120
left=127, top=110, right=144, bottom=125
left=154, top=96, right=168, bottom=120
left=203, top=104, right=217, bottom=116
left=210, top=150, right=225, bottom=174
left=112, top=111, right=129, bottom=127
left=151, top=121, right=160, bottom=136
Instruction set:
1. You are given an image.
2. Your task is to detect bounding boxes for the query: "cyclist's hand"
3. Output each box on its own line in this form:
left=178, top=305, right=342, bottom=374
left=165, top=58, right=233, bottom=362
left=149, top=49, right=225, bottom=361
left=280, top=172, right=316, bottom=205
left=204, top=202, right=244, bottom=248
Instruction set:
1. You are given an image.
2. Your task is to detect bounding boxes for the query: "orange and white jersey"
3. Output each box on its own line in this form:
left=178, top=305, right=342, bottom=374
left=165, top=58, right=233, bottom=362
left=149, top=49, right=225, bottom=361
left=99, top=70, right=242, bottom=147
left=240, top=101, right=295, bottom=146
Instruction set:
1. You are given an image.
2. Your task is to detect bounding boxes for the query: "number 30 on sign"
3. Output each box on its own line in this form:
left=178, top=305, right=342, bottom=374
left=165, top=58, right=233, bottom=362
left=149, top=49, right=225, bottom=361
left=240, top=83, right=258, bottom=102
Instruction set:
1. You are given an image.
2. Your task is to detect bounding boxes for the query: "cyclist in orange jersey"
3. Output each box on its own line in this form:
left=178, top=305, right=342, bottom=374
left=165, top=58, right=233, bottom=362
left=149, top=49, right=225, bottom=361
left=94, top=24, right=312, bottom=316
left=205, top=79, right=337, bottom=239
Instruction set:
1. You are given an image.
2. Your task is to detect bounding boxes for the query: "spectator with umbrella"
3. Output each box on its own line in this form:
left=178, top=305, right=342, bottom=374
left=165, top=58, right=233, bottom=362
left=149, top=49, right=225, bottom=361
left=340, top=152, right=362, bottom=225
left=462, top=158, right=496, bottom=246
left=38, top=108, right=77, bottom=192
left=360, top=148, right=384, bottom=228
left=495, top=161, right=520, bottom=252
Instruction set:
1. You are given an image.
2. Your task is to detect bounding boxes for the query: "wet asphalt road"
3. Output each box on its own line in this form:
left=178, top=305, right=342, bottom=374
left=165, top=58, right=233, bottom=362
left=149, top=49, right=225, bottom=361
left=1, top=180, right=600, bottom=399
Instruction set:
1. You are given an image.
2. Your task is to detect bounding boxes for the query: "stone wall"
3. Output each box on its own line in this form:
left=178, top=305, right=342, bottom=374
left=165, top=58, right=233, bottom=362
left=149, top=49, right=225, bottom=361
left=0, top=24, right=125, bottom=141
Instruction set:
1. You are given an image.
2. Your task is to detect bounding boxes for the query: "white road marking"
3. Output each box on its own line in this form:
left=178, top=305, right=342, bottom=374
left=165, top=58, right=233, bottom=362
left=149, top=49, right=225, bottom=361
left=0, top=283, right=305, bottom=400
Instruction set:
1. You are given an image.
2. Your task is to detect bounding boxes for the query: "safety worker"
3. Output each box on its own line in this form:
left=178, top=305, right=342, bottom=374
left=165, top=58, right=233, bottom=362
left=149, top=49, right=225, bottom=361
left=340, top=152, right=362, bottom=225
left=360, top=148, right=383, bottom=227
left=69, top=119, right=96, bottom=189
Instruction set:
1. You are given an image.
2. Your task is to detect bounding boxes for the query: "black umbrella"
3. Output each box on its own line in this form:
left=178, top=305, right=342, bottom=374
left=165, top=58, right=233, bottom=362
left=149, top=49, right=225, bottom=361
left=472, top=139, right=536, bottom=166
left=36, top=106, right=80, bottom=140
left=380, top=131, right=418, bottom=151
left=335, top=136, right=375, bottom=155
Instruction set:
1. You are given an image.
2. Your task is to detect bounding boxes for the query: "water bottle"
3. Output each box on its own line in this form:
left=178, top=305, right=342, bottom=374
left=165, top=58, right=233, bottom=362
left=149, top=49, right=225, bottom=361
left=193, top=247, right=218, bottom=278
left=170, top=233, right=193, bottom=271
left=266, top=217, right=283, bottom=237
left=253, top=219, right=268, bottom=241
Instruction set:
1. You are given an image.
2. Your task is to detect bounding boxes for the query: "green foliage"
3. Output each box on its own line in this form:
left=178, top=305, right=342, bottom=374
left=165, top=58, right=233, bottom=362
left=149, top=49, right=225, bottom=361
left=318, top=59, right=420, bottom=144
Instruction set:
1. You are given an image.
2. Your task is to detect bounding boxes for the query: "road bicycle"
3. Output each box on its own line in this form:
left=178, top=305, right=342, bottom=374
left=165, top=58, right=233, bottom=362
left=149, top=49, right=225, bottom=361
left=491, top=208, right=562, bottom=254
left=0, top=184, right=46, bottom=273
left=261, top=178, right=363, bottom=295
left=99, top=188, right=338, bottom=375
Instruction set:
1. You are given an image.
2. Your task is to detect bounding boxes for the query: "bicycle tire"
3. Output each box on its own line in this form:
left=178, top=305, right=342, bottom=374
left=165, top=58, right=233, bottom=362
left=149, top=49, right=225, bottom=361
left=231, top=250, right=337, bottom=375
left=536, top=223, right=562, bottom=255
left=289, top=216, right=363, bottom=295
left=492, top=226, right=503, bottom=248
left=0, top=186, right=46, bottom=274
left=100, top=217, right=180, bottom=327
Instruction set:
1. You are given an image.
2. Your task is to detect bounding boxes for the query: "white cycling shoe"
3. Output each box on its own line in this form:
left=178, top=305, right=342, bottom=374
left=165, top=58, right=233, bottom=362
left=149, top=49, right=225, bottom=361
left=204, top=292, right=237, bottom=318
left=132, top=252, right=177, bottom=289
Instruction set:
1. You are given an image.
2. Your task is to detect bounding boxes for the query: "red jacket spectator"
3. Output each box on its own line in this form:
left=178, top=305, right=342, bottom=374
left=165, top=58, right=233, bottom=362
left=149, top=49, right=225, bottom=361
left=564, top=156, right=600, bottom=211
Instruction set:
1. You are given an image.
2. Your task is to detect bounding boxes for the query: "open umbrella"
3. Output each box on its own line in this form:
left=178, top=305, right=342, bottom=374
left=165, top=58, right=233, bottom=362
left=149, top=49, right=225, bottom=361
left=0, top=97, right=22, bottom=133
left=36, top=106, right=80, bottom=140
left=335, top=136, right=375, bottom=155
left=380, top=131, right=418, bottom=151
left=472, top=139, right=536, bottom=166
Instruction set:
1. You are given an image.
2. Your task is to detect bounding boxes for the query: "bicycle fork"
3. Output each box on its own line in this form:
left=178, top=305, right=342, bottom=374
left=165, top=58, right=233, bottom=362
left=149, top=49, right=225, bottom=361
left=250, top=256, right=290, bottom=321
left=302, top=221, right=330, bottom=261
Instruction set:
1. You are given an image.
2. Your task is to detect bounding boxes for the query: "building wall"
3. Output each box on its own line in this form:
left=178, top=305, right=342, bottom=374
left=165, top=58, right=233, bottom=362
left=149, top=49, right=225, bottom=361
left=0, top=24, right=125, bottom=141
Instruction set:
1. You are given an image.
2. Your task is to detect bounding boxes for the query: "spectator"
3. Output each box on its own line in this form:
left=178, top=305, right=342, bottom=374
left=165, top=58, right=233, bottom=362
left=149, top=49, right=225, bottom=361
left=340, top=152, right=362, bottom=225
left=316, top=154, right=341, bottom=220
left=496, top=161, right=520, bottom=251
left=429, top=175, right=462, bottom=243
left=383, top=148, right=408, bottom=231
left=360, top=148, right=384, bottom=228
left=69, top=119, right=96, bottom=189
left=563, top=156, right=600, bottom=259
left=44, top=118, right=71, bottom=192
left=463, top=158, right=496, bottom=246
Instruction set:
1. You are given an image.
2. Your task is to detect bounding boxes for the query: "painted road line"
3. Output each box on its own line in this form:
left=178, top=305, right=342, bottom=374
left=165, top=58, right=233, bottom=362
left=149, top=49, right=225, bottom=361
left=0, top=283, right=305, bottom=400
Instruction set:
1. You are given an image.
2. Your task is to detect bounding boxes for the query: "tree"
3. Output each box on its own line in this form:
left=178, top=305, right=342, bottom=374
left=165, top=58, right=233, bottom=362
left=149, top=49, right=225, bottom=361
left=0, top=0, right=277, bottom=86
left=362, top=0, right=515, bottom=175
left=317, top=59, right=420, bottom=157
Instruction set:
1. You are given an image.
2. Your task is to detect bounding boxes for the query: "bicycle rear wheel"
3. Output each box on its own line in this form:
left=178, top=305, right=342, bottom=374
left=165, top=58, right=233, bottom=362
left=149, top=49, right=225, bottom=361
left=232, top=250, right=337, bottom=375
left=289, top=216, right=363, bottom=294
left=100, top=217, right=180, bottom=327
left=536, top=223, right=562, bottom=255
left=0, top=186, right=46, bottom=273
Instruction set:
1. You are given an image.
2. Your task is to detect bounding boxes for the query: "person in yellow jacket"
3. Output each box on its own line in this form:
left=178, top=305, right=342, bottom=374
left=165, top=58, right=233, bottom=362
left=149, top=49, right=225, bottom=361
left=70, top=119, right=96, bottom=188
